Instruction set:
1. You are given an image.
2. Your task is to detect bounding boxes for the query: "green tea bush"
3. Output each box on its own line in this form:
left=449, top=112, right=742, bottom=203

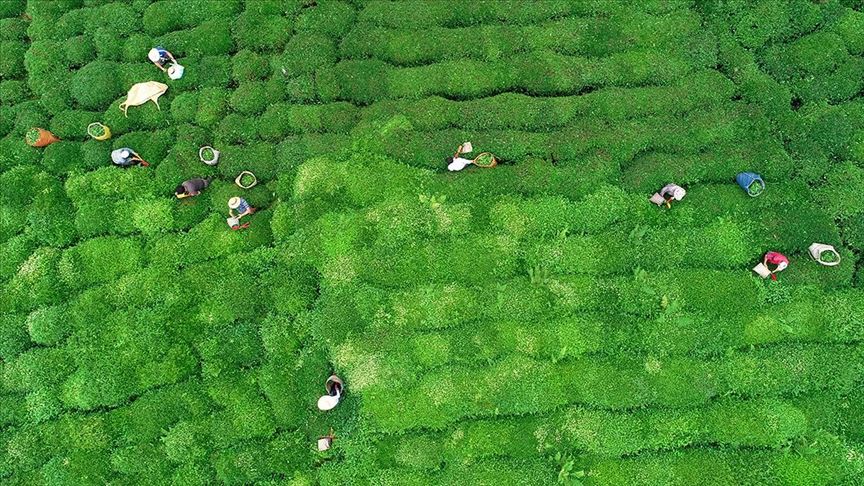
left=41, top=451, right=112, bottom=485
left=169, top=91, right=199, bottom=123
left=0, top=40, right=26, bottom=79
left=295, top=1, right=355, bottom=38
left=64, top=35, right=96, bottom=67
left=25, top=386, right=63, bottom=423
left=356, top=0, right=583, bottom=29
left=0, top=80, right=28, bottom=104
left=0, top=312, right=28, bottom=361
left=273, top=32, right=337, bottom=75
left=3, top=346, right=74, bottom=392
left=70, top=60, right=124, bottom=110
left=156, top=20, right=234, bottom=56
left=792, top=57, right=864, bottom=104
left=0, top=234, right=35, bottom=281
left=383, top=398, right=805, bottom=467
left=68, top=140, right=109, bottom=174
left=58, top=236, right=144, bottom=290
left=0, top=165, right=44, bottom=208
left=215, top=113, right=259, bottom=144
left=48, top=109, right=101, bottom=139
left=0, top=106, right=13, bottom=136
left=25, top=305, right=70, bottom=346
left=762, top=32, right=849, bottom=80
left=230, top=49, right=270, bottom=81
left=232, top=11, right=291, bottom=51
left=142, top=0, right=243, bottom=36
left=105, top=380, right=212, bottom=447
left=228, top=82, right=267, bottom=114
left=110, top=444, right=174, bottom=483
left=39, top=141, right=81, bottom=173
left=731, top=0, right=791, bottom=49
left=162, top=419, right=211, bottom=463
left=820, top=162, right=864, bottom=220
left=121, top=33, right=153, bottom=63
left=490, top=189, right=635, bottom=239
left=61, top=325, right=197, bottom=410
left=833, top=9, right=864, bottom=55
left=26, top=187, right=77, bottom=247
left=131, top=197, right=175, bottom=235
left=341, top=13, right=700, bottom=65
left=358, top=71, right=733, bottom=132
left=258, top=102, right=359, bottom=139
left=0, top=21, right=27, bottom=48
left=0, top=2, right=26, bottom=21
left=364, top=343, right=863, bottom=431
left=83, top=2, right=137, bottom=37
left=195, top=321, right=263, bottom=377
left=47, top=7, right=88, bottom=41
left=194, top=87, right=230, bottom=128
left=3, top=247, right=67, bottom=312
left=23, top=40, right=69, bottom=95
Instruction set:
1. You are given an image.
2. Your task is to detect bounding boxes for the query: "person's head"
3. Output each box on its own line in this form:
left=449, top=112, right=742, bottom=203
left=228, top=197, right=242, bottom=209
left=147, top=48, right=161, bottom=63
left=175, top=185, right=186, bottom=196
left=445, top=156, right=454, bottom=165
left=120, top=149, right=131, bottom=159
left=776, top=261, right=788, bottom=271
left=672, top=187, right=686, bottom=201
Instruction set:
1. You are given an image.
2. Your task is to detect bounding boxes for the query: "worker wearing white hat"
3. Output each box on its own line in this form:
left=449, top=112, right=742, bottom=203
left=318, top=375, right=344, bottom=411
left=148, top=46, right=176, bottom=72
left=111, top=147, right=149, bottom=167
left=228, top=197, right=254, bottom=219
left=660, top=183, right=686, bottom=202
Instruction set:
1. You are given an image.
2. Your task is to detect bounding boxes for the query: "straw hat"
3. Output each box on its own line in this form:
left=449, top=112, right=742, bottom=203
left=147, top=48, right=161, bottom=63
left=672, top=187, right=686, bottom=201
left=228, top=197, right=242, bottom=209
left=120, top=149, right=130, bottom=158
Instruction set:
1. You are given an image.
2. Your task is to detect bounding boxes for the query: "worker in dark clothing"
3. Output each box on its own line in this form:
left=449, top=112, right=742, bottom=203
left=175, top=178, right=211, bottom=199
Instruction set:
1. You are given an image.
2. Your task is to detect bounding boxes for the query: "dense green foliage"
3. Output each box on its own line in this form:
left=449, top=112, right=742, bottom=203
left=1, top=0, right=864, bottom=484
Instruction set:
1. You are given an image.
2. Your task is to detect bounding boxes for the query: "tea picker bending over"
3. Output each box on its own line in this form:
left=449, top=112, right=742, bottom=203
left=148, top=46, right=176, bottom=72
left=111, top=147, right=149, bottom=167
left=175, top=178, right=211, bottom=199
left=763, top=251, right=789, bottom=273
left=228, top=196, right=255, bottom=219
left=318, top=375, right=344, bottom=411
left=446, top=141, right=498, bottom=171
left=226, top=196, right=256, bottom=230
left=650, top=183, right=686, bottom=208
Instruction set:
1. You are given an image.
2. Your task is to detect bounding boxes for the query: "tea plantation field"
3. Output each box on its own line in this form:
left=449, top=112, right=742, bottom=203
left=2, top=0, right=864, bottom=484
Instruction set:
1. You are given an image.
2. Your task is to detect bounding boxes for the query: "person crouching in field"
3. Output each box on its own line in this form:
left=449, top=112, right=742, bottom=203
left=111, top=148, right=149, bottom=167
left=763, top=251, right=789, bottom=278
left=227, top=197, right=256, bottom=230
left=228, top=197, right=255, bottom=219
left=175, top=178, right=211, bottom=199
left=148, top=46, right=176, bottom=72
left=650, top=183, right=686, bottom=208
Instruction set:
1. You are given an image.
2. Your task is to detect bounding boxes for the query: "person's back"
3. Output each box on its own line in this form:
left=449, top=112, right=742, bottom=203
left=111, top=148, right=134, bottom=167
left=148, top=47, right=172, bottom=69
left=660, top=183, right=686, bottom=201
left=111, top=147, right=148, bottom=168
left=176, top=178, right=210, bottom=197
